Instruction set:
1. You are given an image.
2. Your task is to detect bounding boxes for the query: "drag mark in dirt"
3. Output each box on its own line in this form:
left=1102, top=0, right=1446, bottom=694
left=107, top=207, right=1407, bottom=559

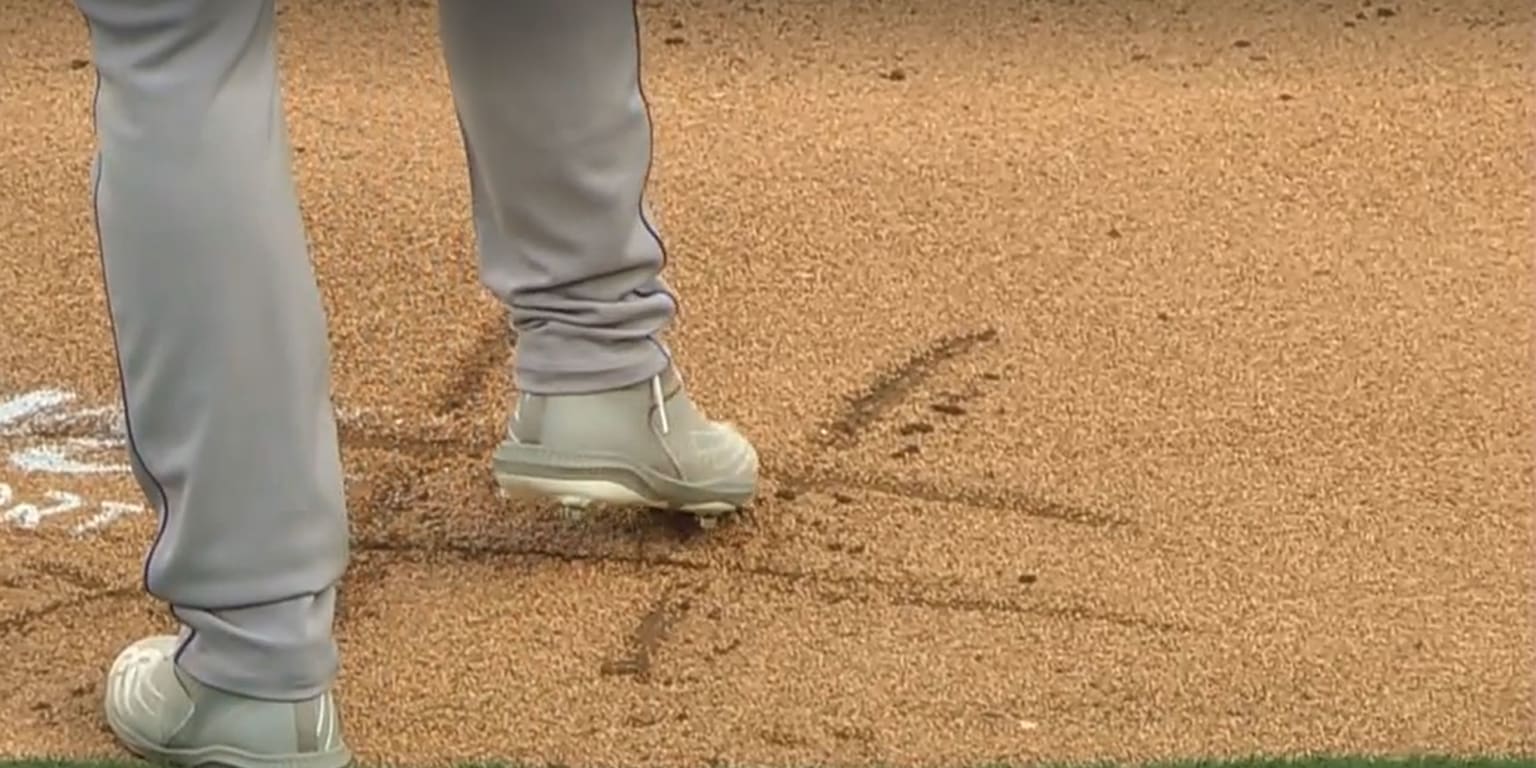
left=432, top=310, right=511, bottom=418
left=820, top=327, right=999, bottom=448
left=778, top=470, right=1131, bottom=528
left=350, top=534, right=1191, bottom=634
left=600, top=583, right=695, bottom=681
left=0, top=586, right=138, bottom=636
left=331, top=412, right=1127, bottom=528
left=26, top=557, right=115, bottom=591
left=337, top=412, right=495, bottom=457
left=0, top=555, right=141, bottom=636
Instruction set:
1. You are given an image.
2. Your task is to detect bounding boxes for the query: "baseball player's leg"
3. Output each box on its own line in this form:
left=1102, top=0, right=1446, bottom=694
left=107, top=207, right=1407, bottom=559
left=438, top=0, right=758, bottom=522
left=77, top=0, right=349, bottom=764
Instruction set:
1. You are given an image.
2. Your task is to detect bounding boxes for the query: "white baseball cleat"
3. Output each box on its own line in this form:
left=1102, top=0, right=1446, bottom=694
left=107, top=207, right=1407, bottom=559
left=494, top=366, right=758, bottom=529
left=104, top=635, right=352, bottom=768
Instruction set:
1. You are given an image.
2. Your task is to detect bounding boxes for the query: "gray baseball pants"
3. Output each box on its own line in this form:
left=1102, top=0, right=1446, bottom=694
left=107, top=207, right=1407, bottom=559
left=76, top=0, right=676, bottom=700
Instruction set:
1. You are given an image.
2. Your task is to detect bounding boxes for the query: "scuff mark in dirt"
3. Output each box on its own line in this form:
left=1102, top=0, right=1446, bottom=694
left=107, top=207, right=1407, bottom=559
left=783, top=468, right=1132, bottom=528
left=820, top=328, right=999, bottom=447
left=0, top=586, right=138, bottom=637
left=600, top=583, right=695, bottom=681
left=350, top=536, right=1189, bottom=634
left=432, top=310, right=511, bottom=417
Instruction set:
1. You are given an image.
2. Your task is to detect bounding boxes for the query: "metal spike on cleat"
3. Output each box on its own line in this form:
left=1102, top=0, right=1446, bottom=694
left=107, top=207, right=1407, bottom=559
left=556, top=496, right=591, bottom=523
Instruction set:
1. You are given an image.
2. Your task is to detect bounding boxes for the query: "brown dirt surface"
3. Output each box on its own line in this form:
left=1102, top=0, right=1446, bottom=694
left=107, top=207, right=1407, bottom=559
left=2, top=0, right=1534, bottom=765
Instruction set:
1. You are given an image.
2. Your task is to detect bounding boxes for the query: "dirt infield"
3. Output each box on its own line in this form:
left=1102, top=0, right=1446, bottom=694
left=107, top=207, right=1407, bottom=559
left=2, top=0, right=1533, bottom=765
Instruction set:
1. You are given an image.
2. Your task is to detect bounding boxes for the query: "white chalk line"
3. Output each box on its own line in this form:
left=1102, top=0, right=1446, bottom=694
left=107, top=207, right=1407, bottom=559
left=71, top=501, right=146, bottom=536
left=10, top=438, right=132, bottom=475
left=1, top=390, right=141, bottom=536
left=0, top=389, right=77, bottom=433
left=1, top=489, right=83, bottom=529
left=0, top=389, right=415, bottom=537
left=1, top=389, right=388, bottom=441
left=0, top=481, right=144, bottom=537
